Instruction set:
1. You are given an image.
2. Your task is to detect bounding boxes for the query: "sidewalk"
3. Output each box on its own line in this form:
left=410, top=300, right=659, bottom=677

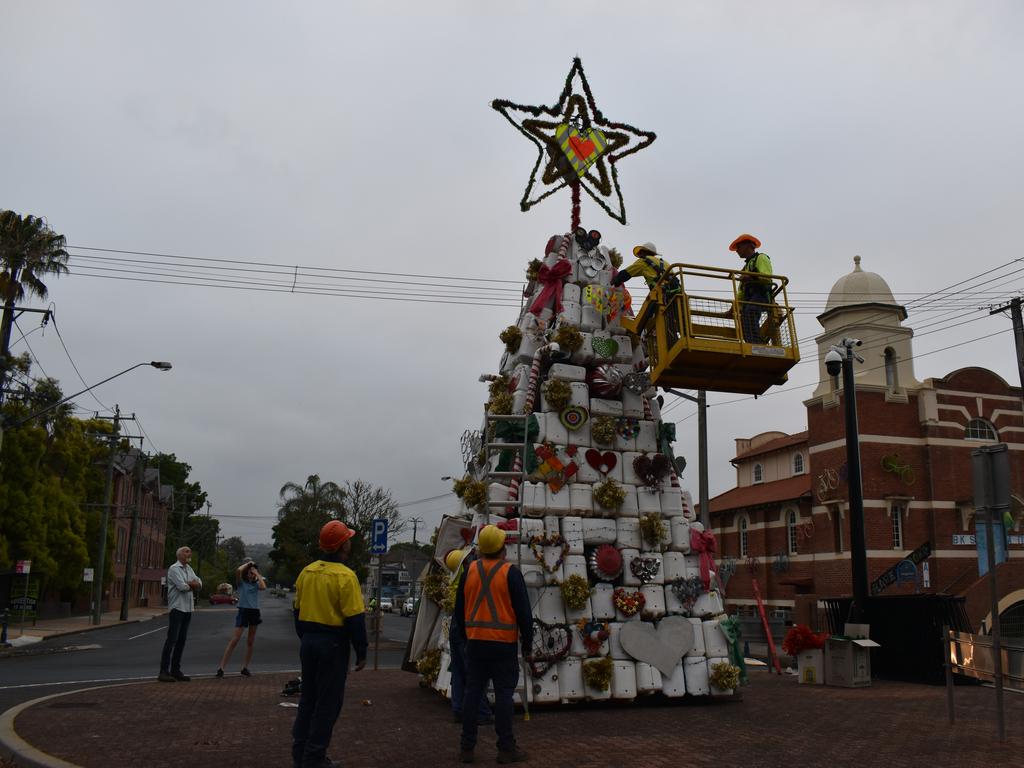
left=1, top=607, right=166, bottom=651
left=2, top=668, right=1021, bottom=768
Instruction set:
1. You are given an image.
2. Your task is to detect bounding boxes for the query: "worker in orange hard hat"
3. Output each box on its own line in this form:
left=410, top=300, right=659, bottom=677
left=730, top=234, right=774, bottom=343
left=291, top=520, right=366, bottom=768
left=452, top=525, right=533, bottom=764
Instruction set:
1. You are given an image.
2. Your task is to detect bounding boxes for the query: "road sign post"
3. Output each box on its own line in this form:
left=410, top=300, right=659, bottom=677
left=370, top=519, right=388, bottom=671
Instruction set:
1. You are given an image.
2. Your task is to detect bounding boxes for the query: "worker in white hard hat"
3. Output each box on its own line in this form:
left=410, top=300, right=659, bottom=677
left=611, top=242, right=680, bottom=296
left=452, top=525, right=533, bottom=764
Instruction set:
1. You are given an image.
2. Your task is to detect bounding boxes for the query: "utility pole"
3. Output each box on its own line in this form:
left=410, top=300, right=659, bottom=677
left=408, top=517, right=424, bottom=546
left=665, top=388, right=710, bottom=529
left=120, top=450, right=146, bottom=621
left=0, top=305, right=51, bottom=406
left=989, top=297, right=1024, bottom=403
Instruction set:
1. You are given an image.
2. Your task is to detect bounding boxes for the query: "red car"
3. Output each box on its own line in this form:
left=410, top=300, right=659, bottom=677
left=209, top=592, right=238, bottom=606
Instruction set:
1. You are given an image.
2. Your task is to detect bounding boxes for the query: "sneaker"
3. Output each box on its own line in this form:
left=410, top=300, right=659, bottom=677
left=215, top=669, right=224, bottom=678
left=171, top=671, right=191, bottom=682
left=459, top=750, right=475, bottom=764
left=496, top=748, right=528, bottom=764
left=157, top=672, right=176, bottom=683
left=240, top=667, right=251, bottom=677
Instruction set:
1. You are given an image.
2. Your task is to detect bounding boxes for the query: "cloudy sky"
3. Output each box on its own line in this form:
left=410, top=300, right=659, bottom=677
left=3, top=1, right=1023, bottom=544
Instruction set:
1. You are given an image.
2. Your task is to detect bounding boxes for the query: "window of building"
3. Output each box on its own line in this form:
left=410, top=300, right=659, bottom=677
left=832, top=506, right=844, bottom=553
left=793, top=453, right=804, bottom=475
left=739, top=516, right=749, bottom=557
left=891, top=502, right=905, bottom=550
left=116, top=529, right=126, bottom=563
left=787, top=509, right=799, bottom=554
left=753, top=464, right=763, bottom=484
left=884, top=347, right=898, bottom=391
left=965, top=418, right=997, bottom=441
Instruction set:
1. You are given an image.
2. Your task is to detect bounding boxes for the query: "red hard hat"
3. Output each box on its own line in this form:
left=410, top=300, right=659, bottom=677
left=319, top=520, right=356, bottom=552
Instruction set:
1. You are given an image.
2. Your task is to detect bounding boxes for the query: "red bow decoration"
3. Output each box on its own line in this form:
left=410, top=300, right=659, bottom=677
left=689, top=528, right=718, bottom=592
left=529, top=259, right=572, bottom=316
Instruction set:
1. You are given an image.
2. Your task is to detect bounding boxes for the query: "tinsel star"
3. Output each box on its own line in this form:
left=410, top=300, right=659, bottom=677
left=491, top=58, right=657, bottom=225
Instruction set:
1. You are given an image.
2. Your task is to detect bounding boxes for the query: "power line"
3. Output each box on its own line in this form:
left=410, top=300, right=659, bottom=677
left=50, top=312, right=113, bottom=413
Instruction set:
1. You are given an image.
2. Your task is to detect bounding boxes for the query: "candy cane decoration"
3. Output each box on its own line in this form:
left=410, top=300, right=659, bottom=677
left=506, top=341, right=561, bottom=512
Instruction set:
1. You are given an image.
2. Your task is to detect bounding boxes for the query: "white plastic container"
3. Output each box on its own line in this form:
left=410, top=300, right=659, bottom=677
left=582, top=518, right=617, bottom=545
left=561, top=515, right=584, bottom=555
left=637, top=489, right=662, bottom=516
left=660, top=662, right=687, bottom=697
left=607, top=621, right=627, bottom=659
left=546, top=483, right=571, bottom=515
left=611, top=660, right=638, bottom=700
left=557, top=302, right=582, bottom=329
left=702, top=618, right=730, bottom=658
left=686, top=617, right=707, bottom=657
left=635, top=420, right=658, bottom=452
left=548, top=363, right=587, bottom=383
left=521, top=482, right=544, bottom=518
left=660, top=487, right=684, bottom=517
left=615, top=485, right=639, bottom=518
left=662, top=551, right=687, bottom=583
left=636, top=662, right=663, bottom=695
left=557, top=658, right=585, bottom=701
left=619, top=548, right=641, bottom=587
left=543, top=515, right=561, bottom=538
left=436, top=650, right=453, bottom=697
left=708, top=656, right=734, bottom=696
left=684, top=656, right=710, bottom=696
left=580, top=304, right=602, bottom=332
left=611, top=335, right=632, bottom=363
left=535, top=585, right=566, bottom=624
left=569, top=333, right=595, bottom=366
left=569, top=484, right=594, bottom=517
left=640, top=584, right=666, bottom=619
left=621, top=389, right=644, bottom=419
left=544, top=410, right=569, bottom=447
left=615, top=517, right=642, bottom=549
left=669, top=518, right=692, bottom=553
left=693, top=590, right=724, bottom=618
left=562, top=554, right=588, bottom=583
left=592, top=583, right=615, bottom=620
left=589, top=398, right=623, bottom=417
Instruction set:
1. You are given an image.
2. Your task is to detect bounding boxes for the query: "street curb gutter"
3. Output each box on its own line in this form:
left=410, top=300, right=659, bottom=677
left=0, top=687, right=99, bottom=768
left=0, top=615, right=162, bottom=658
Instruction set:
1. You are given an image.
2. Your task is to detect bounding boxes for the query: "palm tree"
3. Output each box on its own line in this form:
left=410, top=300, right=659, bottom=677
left=277, top=474, right=346, bottom=521
left=0, top=210, right=70, bottom=373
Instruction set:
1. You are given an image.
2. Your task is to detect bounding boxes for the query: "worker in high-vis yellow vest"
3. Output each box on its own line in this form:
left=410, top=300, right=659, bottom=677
left=731, top=233, right=774, bottom=343
left=451, top=525, right=533, bottom=765
left=291, top=521, right=367, bottom=768
left=445, top=547, right=493, bottom=726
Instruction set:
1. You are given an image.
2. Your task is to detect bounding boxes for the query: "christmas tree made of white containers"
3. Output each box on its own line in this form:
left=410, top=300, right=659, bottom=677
left=437, top=230, right=734, bottom=704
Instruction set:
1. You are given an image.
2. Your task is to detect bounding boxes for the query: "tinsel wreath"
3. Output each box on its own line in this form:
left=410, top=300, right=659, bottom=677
left=553, top=324, right=584, bottom=352
left=543, top=378, right=573, bottom=411
left=417, top=648, right=442, bottom=684
left=491, top=58, right=657, bottom=225
left=594, top=478, right=626, bottom=510
left=591, top=415, right=617, bottom=445
left=500, top=325, right=523, bottom=353
left=582, top=656, right=614, bottom=692
left=560, top=573, right=593, bottom=610
left=709, top=662, right=741, bottom=692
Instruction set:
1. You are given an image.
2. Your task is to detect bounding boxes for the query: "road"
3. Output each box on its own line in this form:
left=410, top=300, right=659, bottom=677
left=0, top=597, right=415, bottom=714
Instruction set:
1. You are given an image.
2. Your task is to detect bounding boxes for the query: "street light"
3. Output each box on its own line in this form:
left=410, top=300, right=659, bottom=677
left=828, top=338, right=869, bottom=622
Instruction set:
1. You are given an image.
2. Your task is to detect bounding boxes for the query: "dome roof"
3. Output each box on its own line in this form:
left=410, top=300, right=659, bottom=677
left=824, top=256, right=900, bottom=313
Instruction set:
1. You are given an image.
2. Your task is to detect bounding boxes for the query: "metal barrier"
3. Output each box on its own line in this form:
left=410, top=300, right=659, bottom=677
left=946, top=628, right=1024, bottom=741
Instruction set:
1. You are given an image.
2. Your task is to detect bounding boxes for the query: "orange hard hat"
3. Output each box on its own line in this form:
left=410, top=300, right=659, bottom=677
left=319, top=520, right=356, bottom=552
left=729, top=234, right=761, bottom=251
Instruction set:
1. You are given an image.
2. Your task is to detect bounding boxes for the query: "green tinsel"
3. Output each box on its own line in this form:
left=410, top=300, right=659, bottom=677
left=594, top=478, right=626, bottom=510
left=582, top=657, right=614, bottom=692
left=553, top=325, right=584, bottom=353
left=560, top=574, right=593, bottom=610
left=417, top=648, right=443, bottom=684
left=543, top=378, right=572, bottom=411
left=500, top=326, right=523, bottom=353
left=592, top=416, right=617, bottom=445
left=639, top=512, right=667, bottom=547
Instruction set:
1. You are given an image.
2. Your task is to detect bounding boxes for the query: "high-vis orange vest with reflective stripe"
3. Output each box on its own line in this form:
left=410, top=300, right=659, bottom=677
left=463, top=559, right=518, bottom=643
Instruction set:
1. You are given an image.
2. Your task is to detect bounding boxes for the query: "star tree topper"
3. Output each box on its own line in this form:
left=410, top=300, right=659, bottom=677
left=491, top=58, right=656, bottom=226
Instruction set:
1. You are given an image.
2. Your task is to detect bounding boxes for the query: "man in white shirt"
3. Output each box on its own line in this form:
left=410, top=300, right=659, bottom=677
left=159, top=546, right=202, bottom=682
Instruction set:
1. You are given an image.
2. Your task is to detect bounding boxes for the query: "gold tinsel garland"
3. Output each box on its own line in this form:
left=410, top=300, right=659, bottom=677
left=594, top=478, right=627, bottom=510
left=639, top=512, right=667, bottom=547
left=526, top=258, right=542, bottom=282
left=559, top=574, right=593, bottom=610
left=608, top=247, right=623, bottom=268
left=488, top=391, right=514, bottom=415
left=582, top=656, right=614, bottom=692
left=591, top=416, right=617, bottom=445
left=552, top=325, right=584, bottom=353
left=709, top=661, right=741, bottom=691
left=543, top=378, right=572, bottom=410
left=500, top=326, right=523, bottom=353
left=417, top=648, right=442, bottom=684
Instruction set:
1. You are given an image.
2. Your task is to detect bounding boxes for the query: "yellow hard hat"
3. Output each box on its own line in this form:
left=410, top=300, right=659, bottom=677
left=477, top=525, right=507, bottom=555
left=445, top=548, right=470, bottom=572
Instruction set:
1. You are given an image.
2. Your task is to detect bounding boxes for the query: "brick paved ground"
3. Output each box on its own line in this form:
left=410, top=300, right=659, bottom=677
left=11, top=670, right=1023, bottom=768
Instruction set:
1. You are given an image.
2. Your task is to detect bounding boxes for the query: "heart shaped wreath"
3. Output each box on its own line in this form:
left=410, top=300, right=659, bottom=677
left=630, top=555, right=661, bottom=584
left=669, top=576, right=704, bottom=610
left=529, top=533, right=570, bottom=574
left=633, top=453, right=672, bottom=490
left=612, top=587, right=645, bottom=617
left=526, top=619, right=572, bottom=677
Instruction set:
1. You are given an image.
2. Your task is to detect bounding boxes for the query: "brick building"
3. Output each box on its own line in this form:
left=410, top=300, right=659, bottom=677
left=708, top=257, right=1024, bottom=636
left=106, top=450, right=171, bottom=611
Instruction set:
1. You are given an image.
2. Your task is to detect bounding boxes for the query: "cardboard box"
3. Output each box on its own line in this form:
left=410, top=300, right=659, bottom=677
left=825, top=624, right=880, bottom=688
left=797, top=649, right=825, bottom=685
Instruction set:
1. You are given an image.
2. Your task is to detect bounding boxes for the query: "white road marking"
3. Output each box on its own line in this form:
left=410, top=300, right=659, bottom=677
left=0, top=669, right=303, bottom=691
left=127, top=626, right=166, bottom=640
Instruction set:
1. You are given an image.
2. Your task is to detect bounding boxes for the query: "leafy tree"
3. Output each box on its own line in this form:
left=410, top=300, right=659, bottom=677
left=219, top=536, right=247, bottom=569
left=336, top=480, right=405, bottom=582
left=269, top=474, right=347, bottom=584
left=0, top=211, right=69, bottom=377
left=151, top=452, right=207, bottom=563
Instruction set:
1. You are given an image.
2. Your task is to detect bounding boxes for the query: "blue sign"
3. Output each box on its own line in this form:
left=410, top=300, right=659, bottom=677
left=975, top=516, right=1007, bottom=577
left=370, top=519, right=389, bottom=555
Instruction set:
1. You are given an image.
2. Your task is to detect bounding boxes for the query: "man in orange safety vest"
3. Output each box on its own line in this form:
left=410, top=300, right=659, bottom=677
left=451, top=525, right=533, bottom=764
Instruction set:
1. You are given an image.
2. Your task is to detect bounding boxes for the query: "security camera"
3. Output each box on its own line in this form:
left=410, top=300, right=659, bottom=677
left=825, top=349, right=843, bottom=377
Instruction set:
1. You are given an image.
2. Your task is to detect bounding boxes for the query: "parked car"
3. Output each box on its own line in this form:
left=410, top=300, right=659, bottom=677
left=400, top=597, right=417, bottom=617
left=209, top=592, right=238, bottom=606
left=379, top=597, right=393, bottom=613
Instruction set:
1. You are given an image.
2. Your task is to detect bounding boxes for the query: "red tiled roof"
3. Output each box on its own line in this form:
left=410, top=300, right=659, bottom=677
left=700, top=474, right=812, bottom=515
left=733, top=431, right=808, bottom=462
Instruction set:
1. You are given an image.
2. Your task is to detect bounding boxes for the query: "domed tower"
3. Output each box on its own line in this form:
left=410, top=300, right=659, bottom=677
left=809, top=256, right=921, bottom=404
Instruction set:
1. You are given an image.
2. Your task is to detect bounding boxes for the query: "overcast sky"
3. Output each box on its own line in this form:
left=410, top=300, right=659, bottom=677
left=3, top=1, right=1023, bottom=544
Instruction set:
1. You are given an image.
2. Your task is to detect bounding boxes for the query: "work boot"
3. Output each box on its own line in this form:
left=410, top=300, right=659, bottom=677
left=459, top=749, right=475, bottom=763
left=496, top=747, right=528, bottom=764
left=157, top=672, right=176, bottom=683
left=240, top=667, right=251, bottom=677
left=171, top=671, right=191, bottom=682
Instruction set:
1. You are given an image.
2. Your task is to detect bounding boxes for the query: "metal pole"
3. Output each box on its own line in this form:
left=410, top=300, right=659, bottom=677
left=842, top=344, right=869, bottom=623
left=19, top=571, right=29, bottom=632
left=698, top=390, right=709, bottom=530
left=92, top=406, right=120, bottom=625
left=982, top=495, right=1005, bottom=741
left=374, top=559, right=382, bottom=671
left=120, top=452, right=145, bottom=621
left=944, top=625, right=955, bottom=725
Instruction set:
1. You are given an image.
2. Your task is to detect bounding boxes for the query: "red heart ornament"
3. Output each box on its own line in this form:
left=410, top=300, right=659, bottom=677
left=585, top=449, right=617, bottom=475
left=569, top=134, right=596, bottom=160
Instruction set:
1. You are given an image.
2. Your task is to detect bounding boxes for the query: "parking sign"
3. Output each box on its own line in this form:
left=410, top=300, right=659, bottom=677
left=370, top=519, right=388, bottom=554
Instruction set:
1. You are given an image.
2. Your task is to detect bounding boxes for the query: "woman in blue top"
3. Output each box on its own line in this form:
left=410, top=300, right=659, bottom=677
left=216, top=560, right=266, bottom=677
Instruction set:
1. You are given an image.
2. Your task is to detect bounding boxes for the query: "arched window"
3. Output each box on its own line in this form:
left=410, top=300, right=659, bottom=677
left=965, top=418, right=998, bottom=441
left=884, top=348, right=898, bottom=391
left=787, top=509, right=799, bottom=554
left=739, top=516, right=749, bottom=557
left=793, top=453, right=804, bottom=475
left=753, top=463, right=763, bottom=484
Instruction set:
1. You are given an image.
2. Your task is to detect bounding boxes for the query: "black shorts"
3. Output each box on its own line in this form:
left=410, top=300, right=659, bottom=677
left=235, top=608, right=262, bottom=628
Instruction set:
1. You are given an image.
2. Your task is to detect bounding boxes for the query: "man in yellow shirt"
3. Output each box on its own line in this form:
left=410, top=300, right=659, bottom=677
left=291, top=521, right=367, bottom=768
left=731, top=233, right=774, bottom=343
left=610, top=242, right=680, bottom=296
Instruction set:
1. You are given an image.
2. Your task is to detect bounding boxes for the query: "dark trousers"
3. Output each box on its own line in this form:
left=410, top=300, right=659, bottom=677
left=741, top=288, right=770, bottom=343
left=159, top=609, right=192, bottom=673
left=450, top=635, right=492, bottom=719
left=292, top=632, right=349, bottom=768
left=460, top=642, right=519, bottom=752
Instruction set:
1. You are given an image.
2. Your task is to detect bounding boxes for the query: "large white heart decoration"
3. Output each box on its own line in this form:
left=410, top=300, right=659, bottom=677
left=618, top=616, right=696, bottom=677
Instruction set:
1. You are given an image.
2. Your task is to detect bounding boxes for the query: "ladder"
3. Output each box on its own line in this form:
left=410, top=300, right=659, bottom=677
left=481, top=411, right=531, bottom=524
